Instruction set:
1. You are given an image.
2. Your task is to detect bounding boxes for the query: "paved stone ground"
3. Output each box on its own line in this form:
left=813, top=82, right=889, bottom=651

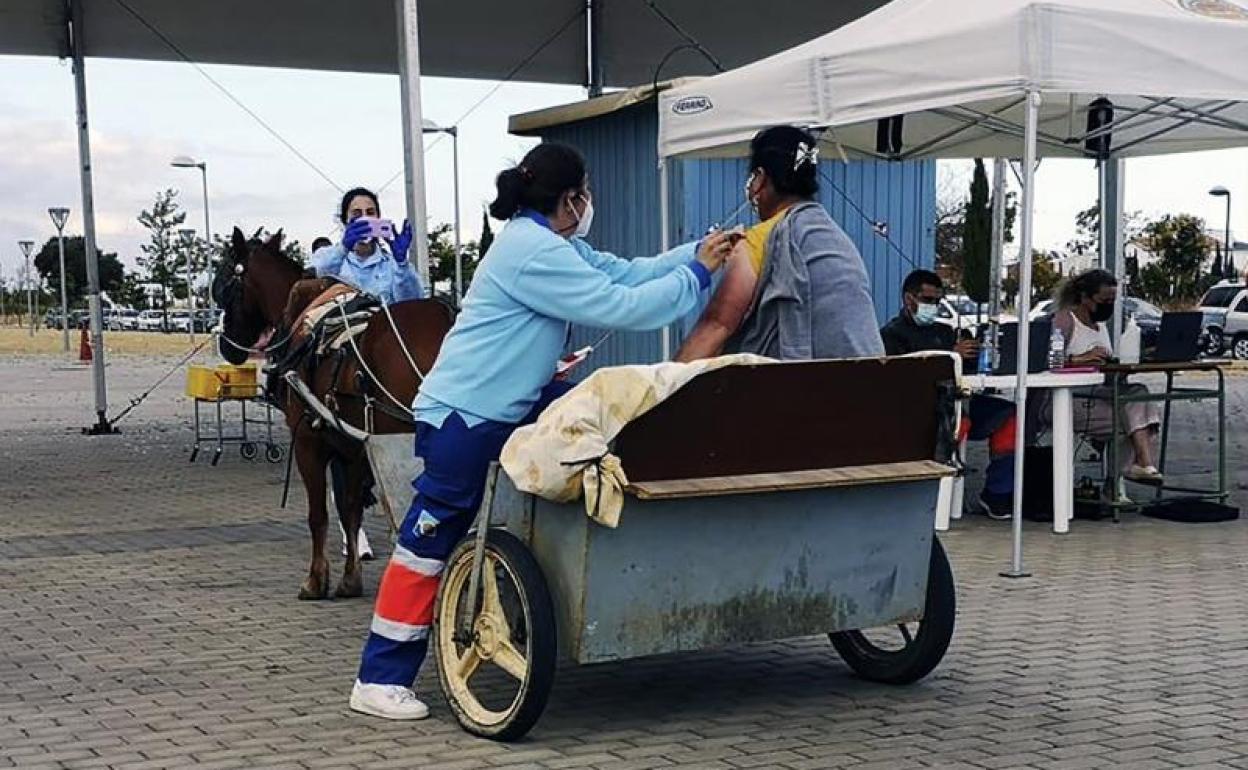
left=3, top=356, right=1248, bottom=770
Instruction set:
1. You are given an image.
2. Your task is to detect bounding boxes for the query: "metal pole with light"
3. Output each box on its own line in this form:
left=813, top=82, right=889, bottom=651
left=178, top=228, right=197, bottom=344
left=421, top=121, right=462, bottom=303
left=171, top=156, right=213, bottom=314
left=1210, top=186, right=1232, bottom=278
left=49, top=207, right=71, bottom=352
left=19, top=240, right=35, bottom=337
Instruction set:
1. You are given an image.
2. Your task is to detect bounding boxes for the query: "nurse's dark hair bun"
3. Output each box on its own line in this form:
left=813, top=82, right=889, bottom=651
left=489, top=142, right=587, bottom=220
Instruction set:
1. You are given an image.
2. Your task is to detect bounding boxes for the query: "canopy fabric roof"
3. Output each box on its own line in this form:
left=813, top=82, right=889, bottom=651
left=658, top=0, right=1248, bottom=160
left=1, top=0, right=886, bottom=87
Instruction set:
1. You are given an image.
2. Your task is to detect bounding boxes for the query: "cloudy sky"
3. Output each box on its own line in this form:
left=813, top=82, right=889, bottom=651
left=2, top=52, right=1247, bottom=284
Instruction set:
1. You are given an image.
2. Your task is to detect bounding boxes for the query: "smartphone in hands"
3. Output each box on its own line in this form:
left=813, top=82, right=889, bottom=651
left=356, top=216, right=396, bottom=242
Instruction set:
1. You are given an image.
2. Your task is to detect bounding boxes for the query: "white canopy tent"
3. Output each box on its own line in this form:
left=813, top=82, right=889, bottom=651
left=3, top=0, right=893, bottom=433
left=657, top=0, right=1248, bottom=574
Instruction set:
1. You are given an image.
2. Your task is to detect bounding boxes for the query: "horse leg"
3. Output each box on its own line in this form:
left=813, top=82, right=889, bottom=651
left=334, top=452, right=368, bottom=598
left=295, top=432, right=332, bottom=600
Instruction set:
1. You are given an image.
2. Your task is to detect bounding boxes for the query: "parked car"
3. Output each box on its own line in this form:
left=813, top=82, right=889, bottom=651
left=107, top=309, right=140, bottom=331
left=192, top=309, right=219, bottom=333
left=167, top=310, right=193, bottom=333
left=1198, top=281, right=1248, bottom=358
left=137, top=310, right=166, bottom=332
left=44, top=310, right=65, bottom=329
left=933, top=295, right=984, bottom=332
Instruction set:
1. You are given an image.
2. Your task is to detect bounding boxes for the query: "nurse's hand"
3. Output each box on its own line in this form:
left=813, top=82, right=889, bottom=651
left=696, top=231, right=734, bottom=273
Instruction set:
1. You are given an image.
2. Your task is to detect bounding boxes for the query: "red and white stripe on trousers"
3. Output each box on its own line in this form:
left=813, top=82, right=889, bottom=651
left=369, top=543, right=444, bottom=642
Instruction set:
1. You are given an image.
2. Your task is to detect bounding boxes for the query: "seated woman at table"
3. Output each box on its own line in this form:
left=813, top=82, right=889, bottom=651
left=1051, top=269, right=1163, bottom=485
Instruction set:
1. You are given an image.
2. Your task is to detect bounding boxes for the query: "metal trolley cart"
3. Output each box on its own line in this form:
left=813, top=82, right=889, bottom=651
left=186, top=363, right=285, bottom=465
left=432, top=356, right=960, bottom=741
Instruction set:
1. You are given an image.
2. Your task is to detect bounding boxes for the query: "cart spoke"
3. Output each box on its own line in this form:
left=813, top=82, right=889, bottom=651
left=480, top=558, right=514, bottom=637
left=456, top=648, right=481, bottom=681
left=493, top=639, right=528, bottom=681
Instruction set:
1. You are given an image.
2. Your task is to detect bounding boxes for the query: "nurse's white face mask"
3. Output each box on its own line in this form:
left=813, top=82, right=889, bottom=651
left=568, top=194, right=594, bottom=239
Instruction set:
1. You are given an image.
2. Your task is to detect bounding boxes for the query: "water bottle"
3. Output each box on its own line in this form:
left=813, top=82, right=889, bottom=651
left=1048, top=325, right=1066, bottom=371
left=977, top=326, right=994, bottom=374
left=1120, top=314, right=1141, bottom=365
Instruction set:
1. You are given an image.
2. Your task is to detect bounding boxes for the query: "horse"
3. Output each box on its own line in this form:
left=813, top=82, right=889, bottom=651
left=212, top=227, right=455, bottom=600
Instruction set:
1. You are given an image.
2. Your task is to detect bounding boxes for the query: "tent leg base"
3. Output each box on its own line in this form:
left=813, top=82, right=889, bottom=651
left=998, top=569, right=1032, bottom=579
left=82, top=414, right=119, bottom=436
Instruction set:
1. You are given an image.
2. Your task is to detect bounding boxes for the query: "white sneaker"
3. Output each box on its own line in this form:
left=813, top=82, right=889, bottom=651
left=349, top=681, right=429, bottom=720
left=340, top=521, right=375, bottom=560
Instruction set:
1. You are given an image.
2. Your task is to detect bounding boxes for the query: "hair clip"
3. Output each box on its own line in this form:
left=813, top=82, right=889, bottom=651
left=793, top=142, right=819, bottom=170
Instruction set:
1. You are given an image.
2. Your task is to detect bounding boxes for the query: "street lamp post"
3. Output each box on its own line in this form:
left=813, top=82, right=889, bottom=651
left=171, top=156, right=212, bottom=313
left=421, top=121, right=463, bottom=303
left=178, top=228, right=197, bottom=344
left=48, top=207, right=71, bottom=353
left=19, top=240, right=35, bottom=337
left=1210, top=186, right=1232, bottom=279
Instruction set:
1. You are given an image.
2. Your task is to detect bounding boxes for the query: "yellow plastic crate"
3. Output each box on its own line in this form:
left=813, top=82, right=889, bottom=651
left=186, top=363, right=259, bottom=400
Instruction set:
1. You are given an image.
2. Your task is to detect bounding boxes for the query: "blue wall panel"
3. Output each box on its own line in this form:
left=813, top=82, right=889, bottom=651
left=532, top=104, right=935, bottom=375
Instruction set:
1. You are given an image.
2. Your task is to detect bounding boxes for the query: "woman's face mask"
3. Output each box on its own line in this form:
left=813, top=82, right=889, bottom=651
left=1091, top=300, right=1115, bottom=323
left=568, top=194, right=594, bottom=239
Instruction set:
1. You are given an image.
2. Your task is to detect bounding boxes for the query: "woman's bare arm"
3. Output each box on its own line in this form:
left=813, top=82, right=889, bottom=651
left=674, top=241, right=758, bottom=362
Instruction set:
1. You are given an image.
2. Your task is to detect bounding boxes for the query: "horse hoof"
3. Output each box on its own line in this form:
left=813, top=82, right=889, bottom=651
left=335, top=578, right=364, bottom=599
left=298, top=581, right=330, bottom=601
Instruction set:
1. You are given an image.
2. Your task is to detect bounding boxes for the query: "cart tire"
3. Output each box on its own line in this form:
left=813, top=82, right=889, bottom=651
left=264, top=444, right=284, bottom=463
left=434, top=529, right=556, bottom=742
left=829, top=536, right=956, bottom=685
left=240, top=442, right=259, bottom=461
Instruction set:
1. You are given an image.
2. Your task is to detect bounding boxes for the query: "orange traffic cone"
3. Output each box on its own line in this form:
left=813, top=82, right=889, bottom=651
left=78, top=326, right=92, bottom=363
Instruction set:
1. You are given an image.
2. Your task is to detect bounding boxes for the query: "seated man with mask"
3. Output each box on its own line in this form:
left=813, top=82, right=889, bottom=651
left=880, top=269, right=1015, bottom=518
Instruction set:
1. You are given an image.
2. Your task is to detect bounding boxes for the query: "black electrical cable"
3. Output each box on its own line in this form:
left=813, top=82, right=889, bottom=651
left=109, top=0, right=343, bottom=191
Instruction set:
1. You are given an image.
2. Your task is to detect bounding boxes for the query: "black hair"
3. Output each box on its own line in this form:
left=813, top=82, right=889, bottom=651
left=311, top=237, right=332, bottom=252
left=903, top=269, right=943, bottom=296
left=1058, top=268, right=1117, bottom=308
left=748, top=125, right=820, bottom=198
left=489, top=142, right=587, bottom=220
left=339, top=187, right=380, bottom=224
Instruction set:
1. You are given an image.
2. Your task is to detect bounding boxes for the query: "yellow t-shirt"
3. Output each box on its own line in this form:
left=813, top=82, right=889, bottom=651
left=742, top=205, right=793, bottom=276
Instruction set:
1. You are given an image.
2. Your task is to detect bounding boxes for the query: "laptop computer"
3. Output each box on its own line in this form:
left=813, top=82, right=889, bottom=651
left=994, top=318, right=1053, bottom=376
left=1144, top=311, right=1203, bottom=363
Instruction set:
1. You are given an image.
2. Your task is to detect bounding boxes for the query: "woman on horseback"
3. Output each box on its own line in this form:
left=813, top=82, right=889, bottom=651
left=311, top=187, right=423, bottom=304
left=348, top=142, right=736, bottom=720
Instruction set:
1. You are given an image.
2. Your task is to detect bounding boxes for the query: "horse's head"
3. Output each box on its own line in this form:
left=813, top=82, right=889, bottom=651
left=213, top=227, right=300, bottom=364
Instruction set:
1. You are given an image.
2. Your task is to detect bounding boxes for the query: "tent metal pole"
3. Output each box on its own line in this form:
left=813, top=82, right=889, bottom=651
left=989, top=158, right=1006, bottom=324
left=1101, top=159, right=1125, bottom=345
left=451, top=127, right=463, bottom=304
left=1003, top=90, right=1040, bottom=579
left=70, top=0, right=114, bottom=435
left=396, top=0, right=432, bottom=295
left=659, top=158, right=671, bottom=361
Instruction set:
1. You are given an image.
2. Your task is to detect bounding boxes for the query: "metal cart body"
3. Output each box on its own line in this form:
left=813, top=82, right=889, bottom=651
left=491, top=472, right=937, bottom=665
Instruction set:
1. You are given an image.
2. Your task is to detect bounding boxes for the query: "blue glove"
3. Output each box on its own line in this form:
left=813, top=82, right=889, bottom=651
left=390, top=219, right=413, bottom=264
left=342, top=218, right=372, bottom=251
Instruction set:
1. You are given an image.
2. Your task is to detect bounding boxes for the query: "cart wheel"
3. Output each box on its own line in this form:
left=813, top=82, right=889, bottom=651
left=434, top=529, right=556, bottom=742
left=829, top=536, right=956, bottom=685
left=240, top=442, right=259, bottom=461
left=264, top=444, right=284, bottom=463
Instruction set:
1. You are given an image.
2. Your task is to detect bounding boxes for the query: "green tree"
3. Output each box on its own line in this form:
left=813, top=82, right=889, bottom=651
left=136, top=189, right=188, bottom=322
left=960, top=159, right=991, bottom=304
left=1136, top=213, right=1213, bottom=303
left=479, top=210, right=495, bottom=257
left=428, top=223, right=482, bottom=299
left=1002, top=251, right=1062, bottom=309
left=116, top=272, right=151, bottom=310
left=31, top=236, right=125, bottom=307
